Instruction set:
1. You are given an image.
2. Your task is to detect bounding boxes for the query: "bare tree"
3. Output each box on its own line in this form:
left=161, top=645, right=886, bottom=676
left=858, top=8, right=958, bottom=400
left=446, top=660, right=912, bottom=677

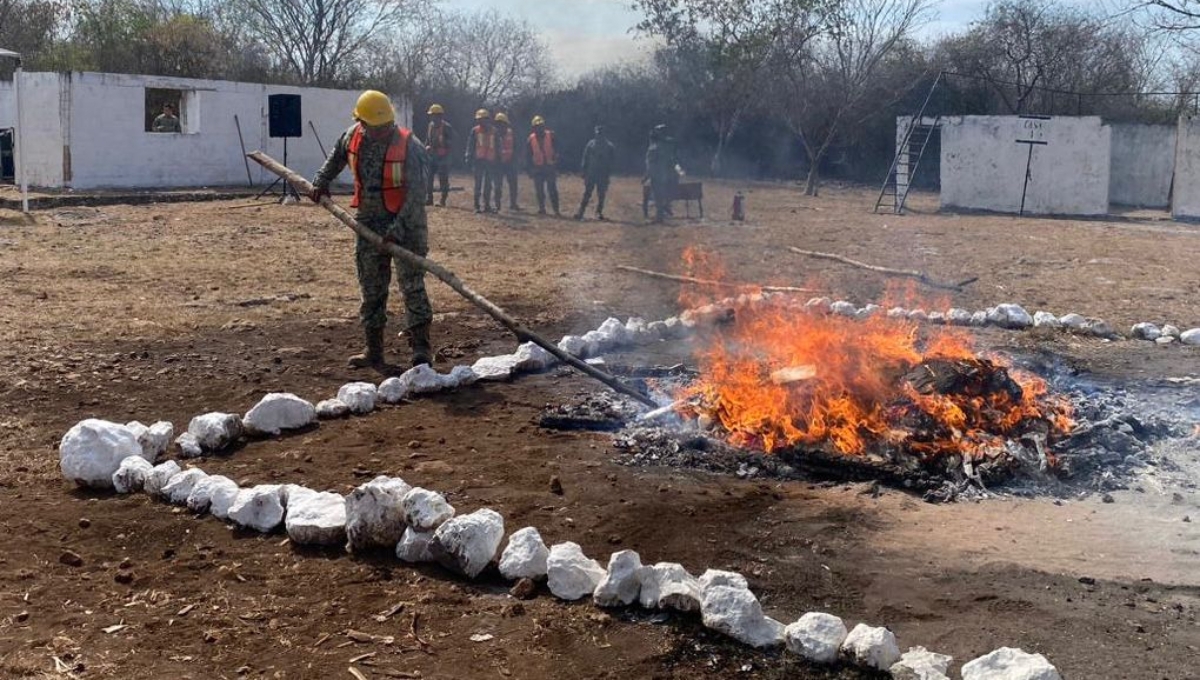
left=434, top=9, right=553, bottom=106
left=777, top=0, right=932, bottom=195
left=1130, top=0, right=1200, bottom=30
left=237, top=0, right=417, bottom=85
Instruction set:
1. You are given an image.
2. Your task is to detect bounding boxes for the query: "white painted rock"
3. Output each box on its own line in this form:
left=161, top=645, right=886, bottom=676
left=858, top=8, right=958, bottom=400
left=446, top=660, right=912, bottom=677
left=699, top=569, right=748, bottom=593
left=471, top=354, right=520, bottom=381
left=546, top=542, right=606, bottom=600
left=143, top=460, right=181, bottom=497
left=432, top=508, right=505, bottom=578
left=784, top=612, right=848, bottom=663
left=856, top=304, right=882, bottom=319
left=908, top=309, right=928, bottom=321
left=396, top=364, right=453, bottom=394
left=581, top=329, right=611, bottom=356
left=1181, top=328, right=1200, bottom=346
left=227, top=484, right=286, bottom=533
left=638, top=562, right=702, bottom=612
left=1058, top=313, right=1088, bottom=331
left=377, top=377, right=410, bottom=404
left=806, top=297, right=833, bottom=313
left=987, top=303, right=1033, bottom=329
left=187, top=412, right=244, bottom=451
left=187, top=474, right=237, bottom=516
left=514, top=342, right=555, bottom=371
left=969, top=310, right=988, bottom=327
left=396, top=527, right=436, bottom=562
left=598, top=317, right=631, bottom=346
left=125, top=420, right=174, bottom=462
left=112, top=456, right=154, bottom=494
left=558, top=335, right=588, bottom=357
left=1032, top=311, right=1061, bottom=329
left=661, top=316, right=686, bottom=338
left=624, top=317, right=649, bottom=340
left=285, top=487, right=347, bottom=546
left=498, top=526, right=550, bottom=580
left=1083, top=318, right=1116, bottom=338
left=1162, top=324, right=1181, bottom=338
left=700, top=585, right=785, bottom=648
left=243, top=393, right=317, bottom=436
left=163, top=468, right=209, bottom=505
left=59, top=419, right=144, bottom=489
left=947, top=308, right=973, bottom=325
left=886, top=307, right=908, bottom=319
left=401, top=487, right=455, bottom=532
left=961, top=647, right=1061, bottom=680
left=594, top=549, right=643, bottom=607
left=891, top=646, right=953, bottom=680
left=344, top=476, right=411, bottom=552
left=175, top=432, right=203, bottom=458
left=926, top=311, right=945, bottom=324
left=1157, top=335, right=1177, bottom=345
left=1130, top=322, right=1161, bottom=341
left=841, top=623, right=901, bottom=670
left=316, top=398, right=351, bottom=418
left=337, top=382, right=377, bottom=414
left=830, top=301, right=858, bottom=317
left=645, top=320, right=668, bottom=340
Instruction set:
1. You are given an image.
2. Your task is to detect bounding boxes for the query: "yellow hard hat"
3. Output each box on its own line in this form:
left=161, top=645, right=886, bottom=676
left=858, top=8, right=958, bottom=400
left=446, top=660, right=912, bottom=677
left=427, top=103, right=444, bottom=115
left=531, top=115, right=545, bottom=127
left=353, top=90, right=395, bottom=126
left=475, top=108, right=490, bottom=120
left=494, top=112, right=509, bottom=124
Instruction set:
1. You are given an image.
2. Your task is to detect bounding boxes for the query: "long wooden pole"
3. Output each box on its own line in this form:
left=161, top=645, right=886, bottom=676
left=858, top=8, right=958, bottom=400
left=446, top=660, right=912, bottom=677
left=247, top=151, right=656, bottom=407
left=787, top=247, right=977, bottom=292
left=615, top=265, right=810, bottom=294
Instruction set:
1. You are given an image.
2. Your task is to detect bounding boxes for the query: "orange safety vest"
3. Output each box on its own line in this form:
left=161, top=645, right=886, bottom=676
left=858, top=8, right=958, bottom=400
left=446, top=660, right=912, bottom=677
left=473, top=125, right=496, bottom=161
left=348, top=123, right=410, bottom=213
left=529, top=130, right=556, bottom=167
left=428, top=121, right=449, bottom=157
left=498, top=128, right=515, bottom=164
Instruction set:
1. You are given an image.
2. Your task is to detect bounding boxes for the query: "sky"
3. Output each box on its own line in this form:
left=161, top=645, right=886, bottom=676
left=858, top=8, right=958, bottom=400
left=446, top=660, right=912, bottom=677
left=443, top=0, right=1004, bottom=78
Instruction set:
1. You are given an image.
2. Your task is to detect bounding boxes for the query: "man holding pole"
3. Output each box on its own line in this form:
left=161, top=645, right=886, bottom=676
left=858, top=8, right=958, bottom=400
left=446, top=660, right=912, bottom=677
left=308, top=90, right=435, bottom=369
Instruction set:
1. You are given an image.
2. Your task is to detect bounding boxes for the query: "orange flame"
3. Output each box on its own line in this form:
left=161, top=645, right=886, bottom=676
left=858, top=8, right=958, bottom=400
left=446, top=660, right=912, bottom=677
left=677, top=251, right=1072, bottom=461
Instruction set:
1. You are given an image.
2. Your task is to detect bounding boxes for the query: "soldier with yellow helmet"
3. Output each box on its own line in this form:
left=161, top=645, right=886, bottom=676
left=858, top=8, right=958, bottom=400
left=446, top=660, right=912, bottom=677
left=309, top=90, right=435, bottom=369
left=491, top=112, right=521, bottom=211
left=425, top=104, right=453, bottom=207
left=464, top=108, right=498, bottom=213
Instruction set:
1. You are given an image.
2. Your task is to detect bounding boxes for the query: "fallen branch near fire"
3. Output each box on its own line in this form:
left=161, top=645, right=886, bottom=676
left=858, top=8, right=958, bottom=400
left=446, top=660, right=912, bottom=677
left=247, top=150, right=654, bottom=407
left=787, top=248, right=977, bottom=292
left=615, top=265, right=811, bottom=294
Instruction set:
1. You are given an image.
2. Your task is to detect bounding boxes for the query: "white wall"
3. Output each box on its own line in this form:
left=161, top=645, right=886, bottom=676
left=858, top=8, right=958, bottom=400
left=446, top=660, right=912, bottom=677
left=1171, top=115, right=1200, bottom=220
left=0, top=71, right=414, bottom=189
left=940, top=115, right=1111, bottom=216
left=1109, top=123, right=1176, bottom=208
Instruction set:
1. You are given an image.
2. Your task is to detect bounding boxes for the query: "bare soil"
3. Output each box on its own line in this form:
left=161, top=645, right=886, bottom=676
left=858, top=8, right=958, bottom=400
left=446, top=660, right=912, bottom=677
left=1, top=177, right=1198, bottom=679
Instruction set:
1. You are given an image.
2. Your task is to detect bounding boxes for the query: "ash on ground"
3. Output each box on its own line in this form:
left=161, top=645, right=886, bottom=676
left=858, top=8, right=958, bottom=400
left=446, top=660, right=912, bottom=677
left=542, top=363, right=1197, bottom=503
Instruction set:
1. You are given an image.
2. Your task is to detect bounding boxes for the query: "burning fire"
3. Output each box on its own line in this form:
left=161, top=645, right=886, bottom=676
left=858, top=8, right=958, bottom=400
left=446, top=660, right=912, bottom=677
left=676, top=251, right=1072, bottom=462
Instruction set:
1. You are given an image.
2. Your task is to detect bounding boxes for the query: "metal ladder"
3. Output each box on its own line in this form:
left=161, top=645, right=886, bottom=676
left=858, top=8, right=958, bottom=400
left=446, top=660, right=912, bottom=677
left=874, top=73, right=943, bottom=214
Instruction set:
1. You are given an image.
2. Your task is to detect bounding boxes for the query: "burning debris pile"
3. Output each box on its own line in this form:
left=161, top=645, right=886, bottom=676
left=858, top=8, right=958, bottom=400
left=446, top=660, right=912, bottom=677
left=671, top=297, right=1074, bottom=485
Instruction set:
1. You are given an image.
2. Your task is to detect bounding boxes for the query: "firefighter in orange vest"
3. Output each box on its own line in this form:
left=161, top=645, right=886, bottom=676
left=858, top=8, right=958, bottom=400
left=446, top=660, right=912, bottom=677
left=309, top=90, right=434, bottom=369
left=464, top=108, right=498, bottom=213
left=526, top=115, right=560, bottom=216
left=491, top=112, right=521, bottom=211
left=424, top=104, right=453, bottom=207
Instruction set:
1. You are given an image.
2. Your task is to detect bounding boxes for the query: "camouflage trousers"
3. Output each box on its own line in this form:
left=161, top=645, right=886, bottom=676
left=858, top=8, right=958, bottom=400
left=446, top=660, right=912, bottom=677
left=355, top=209, right=433, bottom=332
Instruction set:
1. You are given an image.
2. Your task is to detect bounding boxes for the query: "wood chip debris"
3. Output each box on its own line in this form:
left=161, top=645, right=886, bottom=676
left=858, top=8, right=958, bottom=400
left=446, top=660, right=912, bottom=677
left=176, top=604, right=196, bottom=617
left=373, top=602, right=407, bottom=622
left=349, top=652, right=376, bottom=664
left=102, top=623, right=128, bottom=634
left=468, top=633, right=494, bottom=643
left=347, top=629, right=395, bottom=645
left=348, top=667, right=369, bottom=680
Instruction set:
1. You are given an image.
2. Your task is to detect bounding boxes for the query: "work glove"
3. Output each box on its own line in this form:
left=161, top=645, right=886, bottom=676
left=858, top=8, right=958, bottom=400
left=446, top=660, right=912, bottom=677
left=308, top=185, right=330, bottom=204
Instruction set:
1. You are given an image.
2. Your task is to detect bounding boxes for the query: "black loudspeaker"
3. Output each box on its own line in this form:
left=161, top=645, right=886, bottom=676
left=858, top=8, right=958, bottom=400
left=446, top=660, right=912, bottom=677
left=268, top=94, right=302, bottom=138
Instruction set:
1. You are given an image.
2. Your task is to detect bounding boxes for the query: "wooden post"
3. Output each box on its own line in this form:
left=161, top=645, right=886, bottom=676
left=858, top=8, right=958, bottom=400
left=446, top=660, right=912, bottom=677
left=247, top=151, right=656, bottom=407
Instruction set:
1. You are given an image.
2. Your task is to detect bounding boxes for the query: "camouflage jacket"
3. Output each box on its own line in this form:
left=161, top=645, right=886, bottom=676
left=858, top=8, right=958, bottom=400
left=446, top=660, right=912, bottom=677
left=581, top=138, right=615, bottom=180
left=153, top=114, right=181, bottom=133
left=314, top=123, right=431, bottom=219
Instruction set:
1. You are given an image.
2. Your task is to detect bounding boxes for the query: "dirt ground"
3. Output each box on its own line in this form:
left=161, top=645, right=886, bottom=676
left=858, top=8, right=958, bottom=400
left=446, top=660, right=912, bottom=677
left=0, top=176, right=1198, bottom=679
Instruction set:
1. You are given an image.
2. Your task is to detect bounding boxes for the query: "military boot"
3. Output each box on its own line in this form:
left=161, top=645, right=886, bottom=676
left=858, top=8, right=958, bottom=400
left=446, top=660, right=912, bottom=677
left=348, top=326, right=386, bottom=369
left=408, top=323, right=433, bottom=367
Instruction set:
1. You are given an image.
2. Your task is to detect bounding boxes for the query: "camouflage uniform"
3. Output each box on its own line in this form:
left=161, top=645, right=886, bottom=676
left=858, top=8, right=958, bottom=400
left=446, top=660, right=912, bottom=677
left=313, top=124, right=433, bottom=334
left=645, top=130, right=678, bottom=222
left=577, top=131, right=615, bottom=219
left=153, top=113, right=181, bottom=133
left=425, top=119, right=454, bottom=205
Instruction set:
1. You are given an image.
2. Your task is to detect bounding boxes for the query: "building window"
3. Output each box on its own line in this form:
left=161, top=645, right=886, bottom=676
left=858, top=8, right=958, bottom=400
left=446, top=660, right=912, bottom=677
left=145, top=88, right=192, bottom=133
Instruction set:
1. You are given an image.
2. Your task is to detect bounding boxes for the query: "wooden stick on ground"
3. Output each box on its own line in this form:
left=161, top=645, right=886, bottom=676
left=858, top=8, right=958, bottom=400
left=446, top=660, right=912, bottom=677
left=615, top=265, right=811, bottom=294
left=247, top=151, right=655, bottom=408
left=787, top=247, right=977, bottom=292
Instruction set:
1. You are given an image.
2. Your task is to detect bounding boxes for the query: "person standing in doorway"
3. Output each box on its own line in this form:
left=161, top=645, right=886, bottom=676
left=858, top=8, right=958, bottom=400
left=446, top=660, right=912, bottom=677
left=576, top=125, right=615, bottom=221
left=425, top=104, right=453, bottom=207
left=308, top=90, right=434, bottom=369
left=526, top=115, right=560, bottom=216
left=465, top=109, right=498, bottom=213
left=492, top=113, right=521, bottom=211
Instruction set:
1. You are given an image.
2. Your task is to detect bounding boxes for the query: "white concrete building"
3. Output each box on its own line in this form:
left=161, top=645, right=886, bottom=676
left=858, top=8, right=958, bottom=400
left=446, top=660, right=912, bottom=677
left=0, top=71, right=411, bottom=190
